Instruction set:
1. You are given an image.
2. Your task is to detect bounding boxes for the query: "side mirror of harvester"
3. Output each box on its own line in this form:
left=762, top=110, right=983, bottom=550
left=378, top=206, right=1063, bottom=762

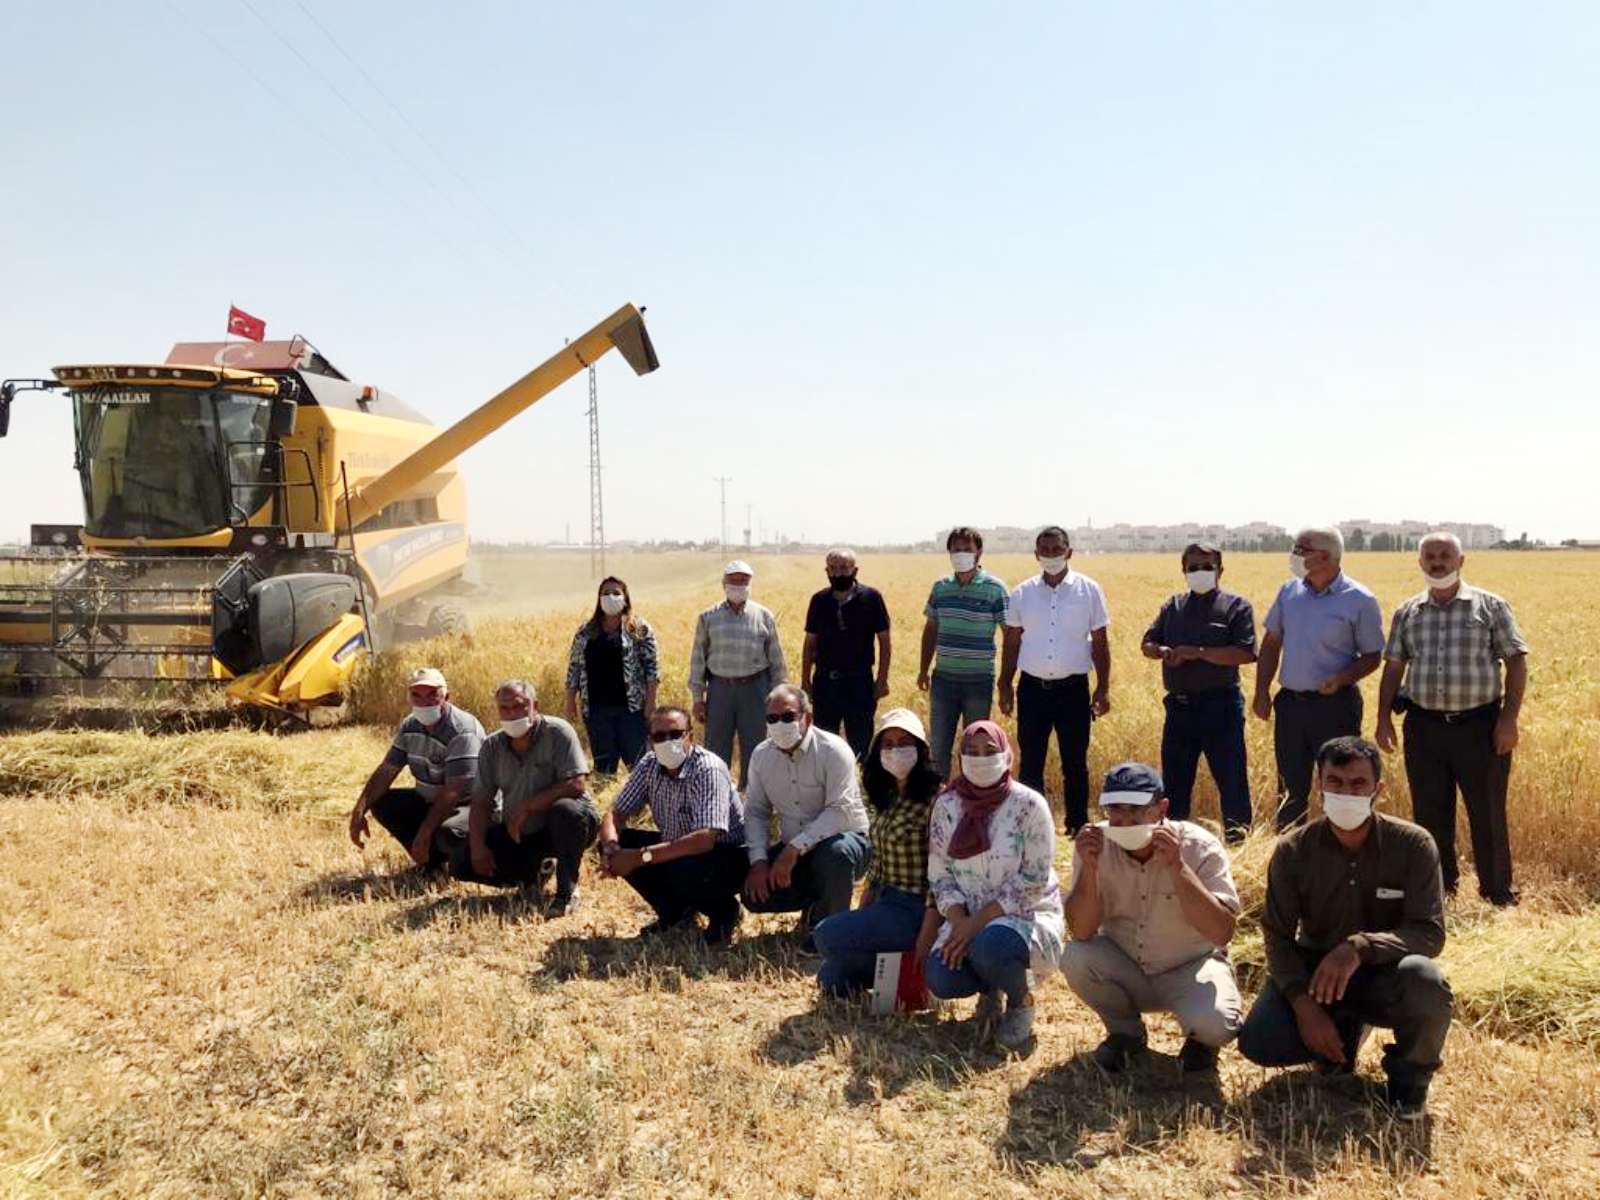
left=266, top=397, right=297, bottom=441
left=0, top=381, right=13, bottom=438
left=248, top=574, right=359, bottom=668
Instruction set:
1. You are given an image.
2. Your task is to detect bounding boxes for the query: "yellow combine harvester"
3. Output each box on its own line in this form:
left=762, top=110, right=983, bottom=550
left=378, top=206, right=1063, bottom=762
left=0, top=304, right=657, bottom=718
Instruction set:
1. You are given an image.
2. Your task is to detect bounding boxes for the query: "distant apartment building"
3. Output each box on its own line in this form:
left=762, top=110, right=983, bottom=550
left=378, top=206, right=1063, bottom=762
left=1336, top=519, right=1505, bottom=550
left=932, top=519, right=1505, bottom=554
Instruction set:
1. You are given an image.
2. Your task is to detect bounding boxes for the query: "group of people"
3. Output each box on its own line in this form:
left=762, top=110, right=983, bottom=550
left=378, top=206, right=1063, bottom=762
left=346, top=525, right=1529, bottom=1122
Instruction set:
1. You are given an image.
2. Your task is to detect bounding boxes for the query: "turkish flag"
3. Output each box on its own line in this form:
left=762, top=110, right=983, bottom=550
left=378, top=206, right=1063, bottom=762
left=227, top=305, right=266, bottom=342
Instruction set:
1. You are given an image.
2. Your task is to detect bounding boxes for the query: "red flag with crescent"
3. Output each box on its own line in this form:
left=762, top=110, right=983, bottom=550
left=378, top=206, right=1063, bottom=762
left=227, top=305, right=266, bottom=342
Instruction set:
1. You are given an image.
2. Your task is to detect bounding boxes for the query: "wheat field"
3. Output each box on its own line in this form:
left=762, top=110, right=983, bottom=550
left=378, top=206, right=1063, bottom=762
left=2, top=549, right=1598, bottom=1199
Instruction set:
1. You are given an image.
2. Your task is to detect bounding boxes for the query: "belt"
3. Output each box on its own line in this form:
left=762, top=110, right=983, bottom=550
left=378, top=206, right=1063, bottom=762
left=1280, top=686, right=1353, bottom=699
left=1022, top=672, right=1086, bottom=690
left=709, top=670, right=769, bottom=686
left=1167, top=687, right=1239, bottom=704
left=821, top=669, right=870, bottom=681
left=1409, top=700, right=1500, bottom=724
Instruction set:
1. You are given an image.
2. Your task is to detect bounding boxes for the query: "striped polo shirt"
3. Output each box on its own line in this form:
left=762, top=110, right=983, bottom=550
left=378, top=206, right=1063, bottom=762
left=925, top=568, right=1010, bottom=679
left=382, top=704, right=486, bottom=801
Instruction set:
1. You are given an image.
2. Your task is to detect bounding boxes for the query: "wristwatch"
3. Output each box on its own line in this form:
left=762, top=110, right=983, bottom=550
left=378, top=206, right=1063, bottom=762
left=641, top=847, right=655, bottom=864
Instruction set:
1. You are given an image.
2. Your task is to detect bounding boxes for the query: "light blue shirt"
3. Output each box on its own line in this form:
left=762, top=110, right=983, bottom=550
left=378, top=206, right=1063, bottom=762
left=1264, top=573, right=1385, bottom=692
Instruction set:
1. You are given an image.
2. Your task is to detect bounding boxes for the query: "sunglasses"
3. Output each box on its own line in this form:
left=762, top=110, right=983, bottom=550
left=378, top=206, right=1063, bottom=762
left=648, top=729, right=689, bottom=744
left=765, top=712, right=802, bottom=725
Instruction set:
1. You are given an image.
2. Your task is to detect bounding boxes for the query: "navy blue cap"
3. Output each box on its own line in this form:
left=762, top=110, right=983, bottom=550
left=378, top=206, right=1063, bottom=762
left=1099, top=762, right=1165, bottom=804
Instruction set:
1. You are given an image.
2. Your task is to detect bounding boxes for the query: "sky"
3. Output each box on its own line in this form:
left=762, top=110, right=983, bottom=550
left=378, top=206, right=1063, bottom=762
left=2, top=1, right=1597, bottom=546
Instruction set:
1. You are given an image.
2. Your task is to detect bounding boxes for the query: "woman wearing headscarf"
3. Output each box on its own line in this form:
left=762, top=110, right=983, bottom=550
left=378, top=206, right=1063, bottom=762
left=564, top=577, right=660, bottom=774
left=926, top=719, right=1064, bottom=1050
left=813, top=708, right=944, bottom=999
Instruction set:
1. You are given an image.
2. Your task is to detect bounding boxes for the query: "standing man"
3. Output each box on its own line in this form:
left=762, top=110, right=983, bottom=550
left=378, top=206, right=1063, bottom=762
left=1376, top=531, right=1528, bottom=906
left=918, top=526, right=1010, bottom=779
left=802, top=547, right=892, bottom=759
left=689, top=560, right=787, bottom=786
left=1142, top=542, right=1257, bottom=840
left=997, top=526, right=1110, bottom=832
left=1253, top=526, right=1385, bottom=827
left=348, top=667, right=485, bottom=870
left=1238, top=737, right=1452, bottom=1121
left=1062, top=764, right=1243, bottom=1074
left=598, top=706, right=749, bottom=944
left=461, top=680, right=599, bottom=917
left=743, top=684, right=871, bottom=946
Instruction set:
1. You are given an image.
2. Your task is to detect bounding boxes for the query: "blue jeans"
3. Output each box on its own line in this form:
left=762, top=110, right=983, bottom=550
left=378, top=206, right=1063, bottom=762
left=924, top=923, right=1032, bottom=1007
left=929, top=673, right=994, bottom=780
left=1162, top=687, right=1252, bottom=837
left=744, top=831, right=871, bottom=924
left=813, top=886, right=928, bottom=997
left=585, top=705, right=647, bottom=775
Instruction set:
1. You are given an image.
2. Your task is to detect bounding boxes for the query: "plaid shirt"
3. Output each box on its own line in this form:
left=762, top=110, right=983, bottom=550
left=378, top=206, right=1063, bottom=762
left=609, top=745, right=746, bottom=845
left=866, top=793, right=934, bottom=899
left=688, top=600, right=787, bottom=700
left=1385, top=584, right=1527, bottom=712
left=565, top=619, right=661, bottom=711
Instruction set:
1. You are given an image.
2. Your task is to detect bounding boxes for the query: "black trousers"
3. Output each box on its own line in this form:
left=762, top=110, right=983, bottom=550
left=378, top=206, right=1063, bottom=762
left=369, top=787, right=455, bottom=867
left=449, top=797, right=599, bottom=891
left=614, top=827, right=747, bottom=925
left=812, top=673, right=876, bottom=759
left=1272, top=687, right=1363, bottom=828
left=1016, top=672, right=1091, bottom=830
left=1403, top=705, right=1515, bottom=902
left=1161, top=688, right=1252, bottom=837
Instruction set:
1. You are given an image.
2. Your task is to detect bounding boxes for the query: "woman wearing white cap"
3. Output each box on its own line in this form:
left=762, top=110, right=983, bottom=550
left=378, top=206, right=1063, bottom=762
left=812, top=708, right=944, bottom=998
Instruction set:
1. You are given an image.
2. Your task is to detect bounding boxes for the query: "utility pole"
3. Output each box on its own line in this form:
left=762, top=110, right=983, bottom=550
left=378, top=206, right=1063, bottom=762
left=587, top=365, right=605, bottom=577
left=713, top=476, right=732, bottom=557
left=744, top=503, right=753, bottom=549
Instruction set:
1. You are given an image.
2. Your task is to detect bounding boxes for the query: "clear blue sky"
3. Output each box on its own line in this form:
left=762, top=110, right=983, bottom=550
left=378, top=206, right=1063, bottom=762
left=3, top=2, right=1597, bottom=545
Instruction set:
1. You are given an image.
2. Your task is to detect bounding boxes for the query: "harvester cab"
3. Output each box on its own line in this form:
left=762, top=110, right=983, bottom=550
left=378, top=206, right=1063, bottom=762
left=0, top=304, right=658, bottom=719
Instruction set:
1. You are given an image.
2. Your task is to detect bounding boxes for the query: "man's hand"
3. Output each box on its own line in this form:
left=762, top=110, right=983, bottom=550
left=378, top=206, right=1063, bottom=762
left=1375, top=716, right=1399, bottom=753
left=916, top=669, right=930, bottom=692
left=1252, top=690, right=1273, bottom=721
left=771, top=844, right=800, bottom=890
left=693, top=699, right=708, bottom=724
left=348, top=802, right=369, bottom=849
left=1309, top=941, right=1362, bottom=1005
left=407, top=825, right=434, bottom=867
left=997, top=678, right=1015, bottom=717
left=1090, top=689, right=1111, bottom=718
left=598, top=842, right=620, bottom=878
left=940, top=912, right=985, bottom=967
left=1074, top=822, right=1105, bottom=867
left=1291, top=994, right=1348, bottom=1064
left=1148, top=823, right=1182, bottom=873
left=1493, top=712, right=1519, bottom=756
left=470, top=839, right=495, bottom=880
left=873, top=678, right=890, bottom=701
left=1316, top=673, right=1347, bottom=696
left=608, top=848, right=643, bottom=878
left=1165, top=645, right=1199, bottom=665
left=744, top=861, right=772, bottom=904
left=504, top=803, right=526, bottom=843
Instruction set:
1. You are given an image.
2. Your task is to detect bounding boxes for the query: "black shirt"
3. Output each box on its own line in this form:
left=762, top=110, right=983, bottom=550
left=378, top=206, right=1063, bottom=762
left=584, top=631, right=628, bottom=708
left=1142, top=588, right=1256, bottom=694
left=804, top=584, right=891, bottom=677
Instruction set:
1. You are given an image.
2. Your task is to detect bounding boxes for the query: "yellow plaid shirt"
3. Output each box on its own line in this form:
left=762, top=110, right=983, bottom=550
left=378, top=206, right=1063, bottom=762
left=866, top=793, right=935, bottom=900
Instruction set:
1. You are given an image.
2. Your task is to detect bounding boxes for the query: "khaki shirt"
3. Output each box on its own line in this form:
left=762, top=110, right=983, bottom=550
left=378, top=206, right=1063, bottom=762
left=1070, top=820, right=1240, bottom=975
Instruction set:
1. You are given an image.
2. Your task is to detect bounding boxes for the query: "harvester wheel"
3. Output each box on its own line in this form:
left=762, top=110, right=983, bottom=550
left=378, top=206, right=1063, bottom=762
left=424, top=604, right=470, bottom=638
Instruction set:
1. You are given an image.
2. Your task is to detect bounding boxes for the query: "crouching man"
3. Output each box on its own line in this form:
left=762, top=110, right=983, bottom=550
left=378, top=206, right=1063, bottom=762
left=598, top=705, right=749, bottom=945
left=1238, top=736, right=1452, bottom=1121
left=460, top=679, right=599, bottom=917
left=1063, top=763, right=1243, bottom=1074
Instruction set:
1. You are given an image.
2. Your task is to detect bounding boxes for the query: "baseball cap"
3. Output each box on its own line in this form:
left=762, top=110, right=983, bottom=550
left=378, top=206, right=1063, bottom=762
left=1099, top=762, right=1164, bottom=805
left=407, top=667, right=447, bottom=690
left=723, top=560, right=754, bottom=577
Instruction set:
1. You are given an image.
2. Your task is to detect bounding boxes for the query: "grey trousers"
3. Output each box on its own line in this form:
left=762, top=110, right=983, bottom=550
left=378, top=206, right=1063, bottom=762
left=1061, top=935, right=1243, bottom=1047
left=704, top=673, right=770, bottom=786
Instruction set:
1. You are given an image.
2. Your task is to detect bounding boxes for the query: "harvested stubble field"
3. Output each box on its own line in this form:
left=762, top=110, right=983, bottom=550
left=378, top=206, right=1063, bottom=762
left=2, top=550, right=1598, bottom=1199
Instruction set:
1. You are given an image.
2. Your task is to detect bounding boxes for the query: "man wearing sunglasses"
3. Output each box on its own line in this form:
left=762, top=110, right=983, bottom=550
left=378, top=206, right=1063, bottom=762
left=743, top=684, right=871, bottom=948
left=1062, top=763, right=1243, bottom=1074
left=597, top=706, right=749, bottom=945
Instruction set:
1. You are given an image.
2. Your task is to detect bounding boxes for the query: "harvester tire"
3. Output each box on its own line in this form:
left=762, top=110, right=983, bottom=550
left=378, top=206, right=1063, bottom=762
left=424, top=604, right=469, bottom=638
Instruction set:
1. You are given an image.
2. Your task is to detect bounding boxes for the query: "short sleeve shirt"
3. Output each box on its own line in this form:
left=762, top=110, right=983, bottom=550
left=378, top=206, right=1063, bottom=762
left=609, top=745, right=747, bottom=845
left=1384, top=585, right=1528, bottom=712
left=1263, top=573, right=1385, bottom=692
left=383, top=705, right=486, bottom=801
left=925, top=569, right=1009, bottom=679
left=1143, top=588, right=1256, bottom=693
left=1004, top=571, right=1109, bottom=679
left=471, top=716, right=591, bottom=831
left=804, top=584, right=890, bottom=676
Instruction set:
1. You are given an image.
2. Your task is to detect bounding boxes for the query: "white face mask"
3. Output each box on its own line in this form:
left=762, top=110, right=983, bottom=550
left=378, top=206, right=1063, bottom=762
left=1038, top=555, right=1068, bottom=575
left=599, top=593, right=627, bottom=616
left=724, top=584, right=750, bottom=604
left=654, top=737, right=688, bottom=770
left=1322, top=791, right=1373, bottom=831
left=1288, top=552, right=1310, bottom=580
left=960, top=752, right=1009, bottom=788
left=769, top=718, right=805, bottom=751
left=1423, top=569, right=1460, bottom=590
left=1101, top=820, right=1157, bottom=851
left=1185, top=569, right=1218, bottom=594
left=949, top=551, right=977, bottom=573
left=880, top=745, right=919, bottom=780
left=411, top=704, right=442, bottom=726
left=500, top=716, right=534, bottom=738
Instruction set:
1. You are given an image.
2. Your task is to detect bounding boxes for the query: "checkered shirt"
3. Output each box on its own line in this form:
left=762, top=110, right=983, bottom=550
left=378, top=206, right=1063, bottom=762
left=688, top=600, right=787, bottom=700
left=866, top=793, right=935, bottom=899
left=1385, top=584, right=1528, bottom=712
left=609, top=745, right=746, bottom=845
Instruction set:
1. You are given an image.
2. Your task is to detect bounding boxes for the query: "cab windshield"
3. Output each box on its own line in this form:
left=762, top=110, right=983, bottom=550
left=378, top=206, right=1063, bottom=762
left=73, top=387, right=274, bottom=538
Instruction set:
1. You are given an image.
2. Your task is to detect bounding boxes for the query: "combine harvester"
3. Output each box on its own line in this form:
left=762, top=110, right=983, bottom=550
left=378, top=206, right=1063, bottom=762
left=0, top=304, right=657, bottom=720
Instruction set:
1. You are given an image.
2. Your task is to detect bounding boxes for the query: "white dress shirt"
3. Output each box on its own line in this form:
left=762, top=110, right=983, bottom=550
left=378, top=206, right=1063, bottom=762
left=1005, top=570, right=1109, bottom=679
left=743, top=726, right=868, bottom=862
